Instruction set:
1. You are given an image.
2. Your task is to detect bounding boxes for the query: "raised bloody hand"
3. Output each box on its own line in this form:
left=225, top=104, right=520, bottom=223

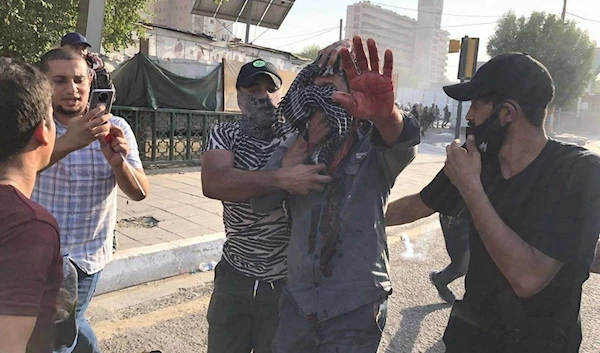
left=331, top=36, right=395, bottom=122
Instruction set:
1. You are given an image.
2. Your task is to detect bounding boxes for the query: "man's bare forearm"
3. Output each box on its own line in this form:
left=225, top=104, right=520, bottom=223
left=385, top=194, right=434, bottom=226
left=202, top=168, right=284, bottom=202
left=463, top=185, right=562, bottom=298
left=113, top=163, right=149, bottom=201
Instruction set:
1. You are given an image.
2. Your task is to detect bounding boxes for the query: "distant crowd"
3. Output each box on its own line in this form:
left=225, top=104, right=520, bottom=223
left=397, top=102, right=453, bottom=135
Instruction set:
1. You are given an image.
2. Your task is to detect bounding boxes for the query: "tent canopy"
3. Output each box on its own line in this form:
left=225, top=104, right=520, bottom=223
left=112, top=53, right=220, bottom=110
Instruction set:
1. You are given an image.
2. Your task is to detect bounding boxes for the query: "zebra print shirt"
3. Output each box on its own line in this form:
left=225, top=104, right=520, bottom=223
left=205, top=122, right=291, bottom=282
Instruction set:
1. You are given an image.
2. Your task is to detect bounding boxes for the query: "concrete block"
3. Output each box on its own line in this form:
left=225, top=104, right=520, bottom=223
left=96, top=232, right=226, bottom=295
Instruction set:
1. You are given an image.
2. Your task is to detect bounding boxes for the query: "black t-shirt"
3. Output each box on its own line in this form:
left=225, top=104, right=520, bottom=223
left=420, top=140, right=600, bottom=350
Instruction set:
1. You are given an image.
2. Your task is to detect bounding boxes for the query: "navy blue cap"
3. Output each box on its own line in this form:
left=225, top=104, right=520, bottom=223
left=61, top=32, right=91, bottom=47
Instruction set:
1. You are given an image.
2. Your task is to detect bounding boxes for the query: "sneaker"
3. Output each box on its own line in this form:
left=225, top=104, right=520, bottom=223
left=429, top=271, right=456, bottom=304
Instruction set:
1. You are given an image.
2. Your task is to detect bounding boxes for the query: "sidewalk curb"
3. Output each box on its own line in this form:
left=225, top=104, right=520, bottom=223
left=96, top=232, right=225, bottom=295
left=96, top=215, right=441, bottom=295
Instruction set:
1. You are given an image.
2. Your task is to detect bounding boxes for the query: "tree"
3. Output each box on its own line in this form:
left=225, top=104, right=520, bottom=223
left=0, top=0, right=149, bottom=62
left=295, top=44, right=321, bottom=61
left=487, top=11, right=597, bottom=109
left=102, top=0, right=152, bottom=52
left=0, top=0, right=78, bottom=62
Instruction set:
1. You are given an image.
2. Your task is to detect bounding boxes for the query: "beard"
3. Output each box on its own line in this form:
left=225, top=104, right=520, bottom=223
left=54, top=103, right=86, bottom=117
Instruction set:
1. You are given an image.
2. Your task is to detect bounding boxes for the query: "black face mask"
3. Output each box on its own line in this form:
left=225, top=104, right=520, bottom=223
left=466, top=102, right=512, bottom=158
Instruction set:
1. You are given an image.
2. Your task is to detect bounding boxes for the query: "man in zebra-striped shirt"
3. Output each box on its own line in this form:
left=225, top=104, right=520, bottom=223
left=201, top=58, right=335, bottom=353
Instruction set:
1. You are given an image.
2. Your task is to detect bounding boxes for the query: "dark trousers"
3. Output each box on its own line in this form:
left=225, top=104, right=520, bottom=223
left=207, top=259, right=283, bottom=353
left=437, top=214, right=470, bottom=286
left=444, top=302, right=577, bottom=353
left=272, top=291, right=388, bottom=353
left=444, top=313, right=500, bottom=353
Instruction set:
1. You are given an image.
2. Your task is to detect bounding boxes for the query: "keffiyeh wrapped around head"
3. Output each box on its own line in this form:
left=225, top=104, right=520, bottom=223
left=278, top=62, right=353, bottom=166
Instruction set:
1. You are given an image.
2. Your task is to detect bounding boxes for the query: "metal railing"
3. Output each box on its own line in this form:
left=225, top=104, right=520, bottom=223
left=112, top=106, right=241, bottom=165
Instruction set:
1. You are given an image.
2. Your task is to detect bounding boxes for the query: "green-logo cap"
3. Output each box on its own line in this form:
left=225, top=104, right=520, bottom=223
left=253, top=60, right=266, bottom=68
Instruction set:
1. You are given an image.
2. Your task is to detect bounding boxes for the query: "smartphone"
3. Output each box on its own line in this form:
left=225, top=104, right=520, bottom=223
left=89, top=89, right=115, bottom=114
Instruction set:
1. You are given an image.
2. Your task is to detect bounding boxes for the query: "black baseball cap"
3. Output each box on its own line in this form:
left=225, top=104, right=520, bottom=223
left=444, top=53, right=555, bottom=108
left=61, top=32, right=91, bottom=48
left=236, top=59, right=282, bottom=90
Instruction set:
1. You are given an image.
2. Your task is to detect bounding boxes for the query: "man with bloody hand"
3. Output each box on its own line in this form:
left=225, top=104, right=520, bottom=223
left=32, top=48, right=149, bottom=353
left=251, top=36, right=420, bottom=352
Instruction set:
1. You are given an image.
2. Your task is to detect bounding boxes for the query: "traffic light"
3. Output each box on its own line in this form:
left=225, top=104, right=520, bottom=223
left=448, top=39, right=461, bottom=54
left=457, top=37, right=479, bottom=80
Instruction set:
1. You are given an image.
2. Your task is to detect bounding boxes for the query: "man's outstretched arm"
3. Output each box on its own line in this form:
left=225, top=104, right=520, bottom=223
left=201, top=149, right=330, bottom=203
left=385, top=193, right=435, bottom=226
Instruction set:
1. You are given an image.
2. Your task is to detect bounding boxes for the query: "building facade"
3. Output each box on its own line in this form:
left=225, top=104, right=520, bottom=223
left=106, top=24, right=309, bottom=77
left=345, top=1, right=417, bottom=77
left=346, top=0, right=449, bottom=88
left=414, top=0, right=449, bottom=88
left=147, top=0, right=235, bottom=42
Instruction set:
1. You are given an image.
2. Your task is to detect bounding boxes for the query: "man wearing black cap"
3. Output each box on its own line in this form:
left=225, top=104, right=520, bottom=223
left=61, top=32, right=114, bottom=92
left=201, top=58, right=334, bottom=353
left=386, top=53, right=600, bottom=352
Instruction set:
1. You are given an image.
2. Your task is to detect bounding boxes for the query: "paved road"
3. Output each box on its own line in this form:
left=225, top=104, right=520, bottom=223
left=90, top=222, right=600, bottom=353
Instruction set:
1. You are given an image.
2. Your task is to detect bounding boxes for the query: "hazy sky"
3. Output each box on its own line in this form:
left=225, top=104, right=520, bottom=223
left=229, top=0, right=600, bottom=79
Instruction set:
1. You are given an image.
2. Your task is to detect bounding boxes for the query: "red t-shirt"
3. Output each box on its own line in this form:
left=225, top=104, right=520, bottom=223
left=0, top=185, right=63, bottom=353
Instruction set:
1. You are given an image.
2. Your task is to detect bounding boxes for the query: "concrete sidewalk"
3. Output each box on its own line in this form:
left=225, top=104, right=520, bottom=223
left=97, top=127, right=600, bottom=294
left=113, top=127, right=600, bottom=252
left=96, top=144, right=446, bottom=294
left=114, top=145, right=445, bottom=251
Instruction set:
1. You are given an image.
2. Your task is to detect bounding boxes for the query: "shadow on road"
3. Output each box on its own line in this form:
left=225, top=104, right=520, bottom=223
left=385, top=303, right=450, bottom=353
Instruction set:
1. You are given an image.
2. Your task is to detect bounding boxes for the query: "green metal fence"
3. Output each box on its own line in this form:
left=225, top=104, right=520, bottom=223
left=112, top=106, right=241, bottom=166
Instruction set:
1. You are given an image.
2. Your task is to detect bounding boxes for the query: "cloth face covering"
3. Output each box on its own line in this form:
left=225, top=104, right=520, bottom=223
left=238, top=90, right=281, bottom=140
left=466, top=102, right=511, bottom=158
left=278, top=62, right=353, bottom=166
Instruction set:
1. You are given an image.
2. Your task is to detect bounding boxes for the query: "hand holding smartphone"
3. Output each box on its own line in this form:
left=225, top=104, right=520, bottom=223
left=89, top=89, right=114, bottom=114
left=89, top=89, right=115, bottom=143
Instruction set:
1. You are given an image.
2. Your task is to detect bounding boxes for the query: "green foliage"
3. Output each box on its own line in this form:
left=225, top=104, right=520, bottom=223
left=102, top=0, right=151, bottom=52
left=0, top=0, right=150, bottom=63
left=487, top=11, right=597, bottom=108
left=295, top=44, right=321, bottom=60
left=0, top=0, right=78, bottom=62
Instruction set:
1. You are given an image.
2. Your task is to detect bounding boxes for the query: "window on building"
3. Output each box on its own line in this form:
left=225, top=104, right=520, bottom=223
left=354, top=14, right=360, bottom=21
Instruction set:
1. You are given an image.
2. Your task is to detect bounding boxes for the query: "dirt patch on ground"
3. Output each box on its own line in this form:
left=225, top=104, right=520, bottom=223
left=118, top=216, right=159, bottom=229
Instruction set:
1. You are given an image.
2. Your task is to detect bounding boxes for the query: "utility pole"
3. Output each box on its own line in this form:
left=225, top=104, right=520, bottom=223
left=245, top=0, right=254, bottom=43
left=562, top=0, right=567, bottom=22
left=453, top=36, right=479, bottom=139
left=339, top=19, right=343, bottom=41
left=76, top=0, right=106, bottom=52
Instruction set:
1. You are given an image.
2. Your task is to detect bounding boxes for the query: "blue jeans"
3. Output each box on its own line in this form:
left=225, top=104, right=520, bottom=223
left=58, top=266, right=102, bottom=353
